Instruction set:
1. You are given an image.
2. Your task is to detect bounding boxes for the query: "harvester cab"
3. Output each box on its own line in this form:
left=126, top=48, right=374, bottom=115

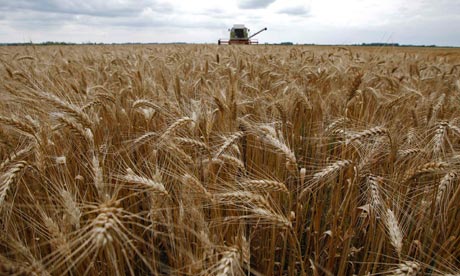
left=218, top=24, right=267, bottom=45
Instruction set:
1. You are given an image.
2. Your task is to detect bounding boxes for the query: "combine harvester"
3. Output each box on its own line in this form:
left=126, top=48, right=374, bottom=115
left=218, top=24, right=267, bottom=45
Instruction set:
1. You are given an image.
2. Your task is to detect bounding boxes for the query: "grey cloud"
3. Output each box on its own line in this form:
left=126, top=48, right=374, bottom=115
left=278, top=6, right=310, bottom=16
left=0, top=0, right=173, bottom=18
left=420, top=0, right=460, bottom=14
left=202, top=8, right=226, bottom=15
left=3, top=9, right=223, bottom=31
left=68, top=15, right=163, bottom=28
left=0, top=0, right=178, bottom=32
left=238, top=0, right=276, bottom=9
left=1, top=9, right=77, bottom=29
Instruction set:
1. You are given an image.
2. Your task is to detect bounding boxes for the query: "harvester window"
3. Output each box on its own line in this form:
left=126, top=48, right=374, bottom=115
left=234, top=29, right=245, bottom=38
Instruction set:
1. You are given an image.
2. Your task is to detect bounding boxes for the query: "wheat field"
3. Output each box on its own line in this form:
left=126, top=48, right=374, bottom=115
left=1, top=44, right=460, bottom=275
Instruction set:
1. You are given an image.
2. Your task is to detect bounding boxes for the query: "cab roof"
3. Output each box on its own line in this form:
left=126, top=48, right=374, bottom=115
left=232, top=24, right=246, bottom=29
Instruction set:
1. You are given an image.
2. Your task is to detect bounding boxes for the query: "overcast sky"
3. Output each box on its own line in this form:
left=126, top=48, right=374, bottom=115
left=0, top=0, right=459, bottom=46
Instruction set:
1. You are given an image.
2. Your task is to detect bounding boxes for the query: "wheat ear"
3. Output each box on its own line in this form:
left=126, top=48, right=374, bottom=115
left=0, top=161, right=27, bottom=211
left=345, top=126, right=388, bottom=145
left=61, top=189, right=82, bottom=229
left=244, top=179, right=289, bottom=193
left=214, top=131, right=244, bottom=158
left=122, top=168, right=168, bottom=196
left=384, top=208, right=403, bottom=256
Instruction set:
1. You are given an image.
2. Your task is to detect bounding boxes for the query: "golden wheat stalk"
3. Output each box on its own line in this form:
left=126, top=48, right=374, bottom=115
left=0, top=115, right=37, bottom=139
left=387, top=261, right=420, bottom=276
left=214, top=131, right=244, bottom=158
left=214, top=190, right=272, bottom=211
left=182, top=174, right=213, bottom=200
left=299, top=160, right=352, bottom=197
left=0, top=145, right=32, bottom=172
left=38, top=91, right=94, bottom=129
left=345, top=126, right=389, bottom=145
left=213, top=248, right=242, bottom=276
left=384, top=208, right=403, bottom=255
left=0, top=161, right=27, bottom=211
left=366, top=174, right=384, bottom=211
left=436, top=172, right=457, bottom=210
left=156, top=117, right=194, bottom=145
left=121, top=168, right=168, bottom=196
left=244, top=179, right=289, bottom=193
left=402, top=161, right=449, bottom=183
left=60, top=189, right=82, bottom=230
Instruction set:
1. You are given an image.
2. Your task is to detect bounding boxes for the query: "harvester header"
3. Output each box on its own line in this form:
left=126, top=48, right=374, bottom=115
left=218, top=24, right=267, bottom=45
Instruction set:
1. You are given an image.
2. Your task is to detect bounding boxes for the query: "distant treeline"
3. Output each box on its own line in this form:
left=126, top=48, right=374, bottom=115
left=0, top=42, right=187, bottom=46
left=358, top=42, right=438, bottom=47
left=278, top=42, right=441, bottom=47
left=0, top=41, right=451, bottom=47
